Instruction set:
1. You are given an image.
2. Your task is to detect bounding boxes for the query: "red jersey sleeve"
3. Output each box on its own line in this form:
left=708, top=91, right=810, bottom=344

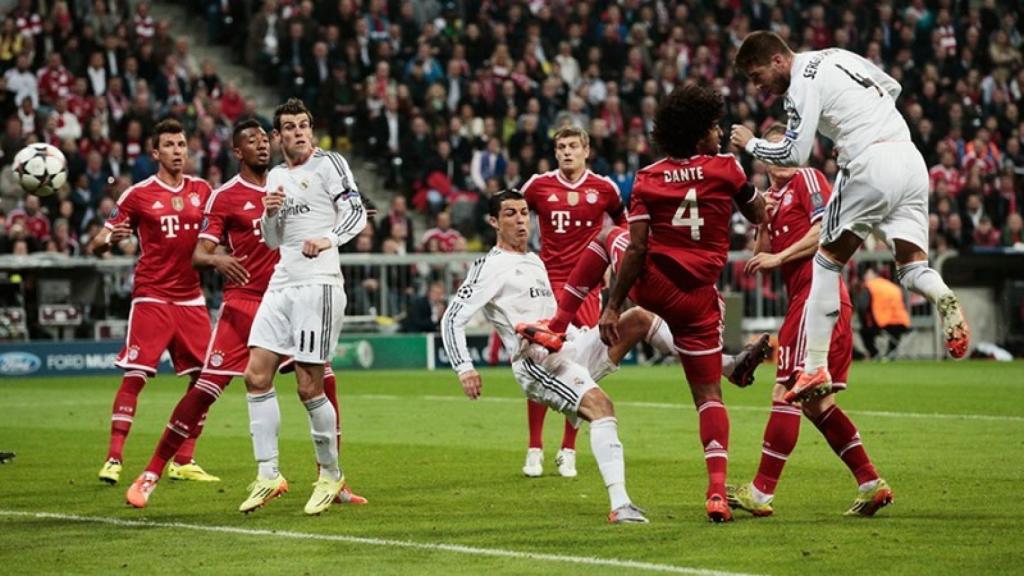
left=796, top=168, right=832, bottom=224
left=626, top=173, right=649, bottom=223
left=199, top=191, right=227, bottom=245
left=105, top=189, right=137, bottom=229
left=521, top=173, right=541, bottom=209
left=720, top=155, right=755, bottom=202
left=604, top=180, right=627, bottom=225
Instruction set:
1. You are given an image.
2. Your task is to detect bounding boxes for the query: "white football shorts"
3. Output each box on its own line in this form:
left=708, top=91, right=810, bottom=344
left=512, top=357, right=599, bottom=428
left=821, top=141, right=929, bottom=251
left=565, top=325, right=619, bottom=382
left=249, top=284, right=346, bottom=364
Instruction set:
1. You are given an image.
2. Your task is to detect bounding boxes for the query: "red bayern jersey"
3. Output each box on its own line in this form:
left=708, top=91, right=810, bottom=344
left=198, top=174, right=278, bottom=298
left=522, top=169, right=626, bottom=281
left=629, top=154, right=750, bottom=287
left=107, top=174, right=212, bottom=302
left=767, top=168, right=848, bottom=305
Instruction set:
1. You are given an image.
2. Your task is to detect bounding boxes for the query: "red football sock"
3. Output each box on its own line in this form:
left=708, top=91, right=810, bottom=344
left=527, top=400, right=547, bottom=449
left=549, top=240, right=609, bottom=333
left=813, top=405, right=879, bottom=485
left=697, top=398, right=730, bottom=498
left=107, top=370, right=148, bottom=462
left=753, top=402, right=802, bottom=495
left=154, top=375, right=228, bottom=473
left=323, top=367, right=341, bottom=450
left=560, top=418, right=579, bottom=450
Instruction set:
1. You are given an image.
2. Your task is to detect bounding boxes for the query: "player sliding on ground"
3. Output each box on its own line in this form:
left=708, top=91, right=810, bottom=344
left=728, top=124, right=892, bottom=518
left=442, top=189, right=648, bottom=524
left=732, top=31, right=970, bottom=404
left=239, top=99, right=367, bottom=515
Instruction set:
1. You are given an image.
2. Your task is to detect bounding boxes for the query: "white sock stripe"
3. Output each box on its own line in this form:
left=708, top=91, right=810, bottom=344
left=590, top=416, right=618, bottom=427
left=814, top=252, right=843, bottom=273
left=166, top=423, right=190, bottom=438
left=564, top=285, right=588, bottom=300
left=771, top=407, right=802, bottom=416
left=817, top=405, right=837, bottom=425
left=761, top=447, right=789, bottom=461
left=704, top=451, right=728, bottom=460
left=195, top=380, right=223, bottom=398
left=111, top=414, right=133, bottom=423
left=697, top=401, right=725, bottom=413
left=838, top=440, right=862, bottom=458
left=586, top=242, right=609, bottom=262
left=247, top=390, right=277, bottom=403
left=124, top=371, right=148, bottom=380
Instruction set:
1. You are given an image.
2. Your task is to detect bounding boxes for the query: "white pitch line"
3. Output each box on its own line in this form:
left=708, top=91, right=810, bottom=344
left=0, top=510, right=761, bottom=576
left=410, top=394, right=1024, bottom=423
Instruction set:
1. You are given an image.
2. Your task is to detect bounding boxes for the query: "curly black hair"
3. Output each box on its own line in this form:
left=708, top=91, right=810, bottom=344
left=652, top=83, right=724, bottom=159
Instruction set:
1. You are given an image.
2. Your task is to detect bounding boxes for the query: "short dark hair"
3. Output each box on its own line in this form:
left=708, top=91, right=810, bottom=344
left=273, top=97, right=313, bottom=132
left=232, top=118, right=264, bottom=147
left=151, top=117, right=185, bottom=148
left=488, top=189, right=525, bottom=218
left=652, top=83, right=723, bottom=159
left=735, top=31, right=793, bottom=70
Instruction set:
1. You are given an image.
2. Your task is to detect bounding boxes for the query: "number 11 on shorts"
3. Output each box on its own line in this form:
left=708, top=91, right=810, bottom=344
left=672, top=187, right=704, bottom=240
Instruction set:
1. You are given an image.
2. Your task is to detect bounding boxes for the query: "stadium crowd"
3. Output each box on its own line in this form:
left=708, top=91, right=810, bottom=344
left=0, top=0, right=1022, bottom=326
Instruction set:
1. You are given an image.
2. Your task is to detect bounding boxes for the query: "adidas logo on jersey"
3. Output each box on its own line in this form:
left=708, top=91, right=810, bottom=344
left=152, top=201, right=164, bottom=209
left=547, top=194, right=558, bottom=202
left=243, top=201, right=256, bottom=211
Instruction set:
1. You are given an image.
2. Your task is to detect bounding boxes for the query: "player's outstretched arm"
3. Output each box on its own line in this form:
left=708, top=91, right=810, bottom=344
left=441, top=258, right=503, bottom=394
left=193, top=238, right=250, bottom=284
left=735, top=184, right=767, bottom=225
left=746, top=222, right=822, bottom=276
left=600, top=220, right=649, bottom=346
left=733, top=82, right=821, bottom=167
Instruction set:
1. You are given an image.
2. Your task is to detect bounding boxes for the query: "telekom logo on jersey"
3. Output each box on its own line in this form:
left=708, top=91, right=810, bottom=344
left=549, top=211, right=595, bottom=233
left=158, top=215, right=200, bottom=238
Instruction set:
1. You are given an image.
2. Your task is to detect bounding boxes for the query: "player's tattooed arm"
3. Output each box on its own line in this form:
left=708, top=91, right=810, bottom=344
left=600, top=220, right=649, bottom=346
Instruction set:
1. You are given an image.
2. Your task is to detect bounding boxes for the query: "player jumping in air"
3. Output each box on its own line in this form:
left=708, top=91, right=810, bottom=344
left=731, top=32, right=969, bottom=404
left=728, top=124, right=892, bottom=518
left=442, top=189, right=648, bottom=524
left=239, top=99, right=367, bottom=515
left=89, top=119, right=216, bottom=485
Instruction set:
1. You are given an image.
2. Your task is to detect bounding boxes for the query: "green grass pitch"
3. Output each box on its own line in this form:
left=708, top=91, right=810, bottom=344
left=1, top=361, right=1022, bottom=575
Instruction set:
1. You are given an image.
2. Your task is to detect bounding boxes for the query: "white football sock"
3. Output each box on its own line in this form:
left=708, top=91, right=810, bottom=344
left=721, top=354, right=736, bottom=378
left=590, top=416, right=630, bottom=510
left=247, top=389, right=280, bottom=480
left=645, top=316, right=675, bottom=355
left=896, top=261, right=951, bottom=304
left=804, top=252, right=843, bottom=372
left=304, top=394, right=341, bottom=481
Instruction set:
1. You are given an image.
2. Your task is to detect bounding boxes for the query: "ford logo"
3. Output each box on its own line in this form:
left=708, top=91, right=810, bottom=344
left=0, top=352, right=42, bottom=375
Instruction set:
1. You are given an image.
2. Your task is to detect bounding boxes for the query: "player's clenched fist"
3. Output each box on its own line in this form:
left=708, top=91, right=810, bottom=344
left=301, top=237, right=332, bottom=258
left=730, top=124, right=755, bottom=150
left=263, top=186, right=286, bottom=216
left=458, top=369, right=482, bottom=399
left=107, top=222, right=132, bottom=243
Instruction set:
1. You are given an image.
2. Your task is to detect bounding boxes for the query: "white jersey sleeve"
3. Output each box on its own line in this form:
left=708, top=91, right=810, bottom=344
left=441, top=255, right=505, bottom=375
left=745, top=67, right=822, bottom=166
left=320, top=151, right=367, bottom=248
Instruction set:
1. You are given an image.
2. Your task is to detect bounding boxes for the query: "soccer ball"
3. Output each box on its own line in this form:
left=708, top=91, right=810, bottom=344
left=13, top=143, right=68, bottom=196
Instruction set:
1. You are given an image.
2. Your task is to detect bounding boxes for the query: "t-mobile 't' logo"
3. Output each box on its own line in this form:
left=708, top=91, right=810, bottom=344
left=551, top=210, right=571, bottom=233
left=160, top=215, right=181, bottom=237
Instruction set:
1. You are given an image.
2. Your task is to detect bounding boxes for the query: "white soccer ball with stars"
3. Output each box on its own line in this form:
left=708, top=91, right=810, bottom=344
left=13, top=143, right=68, bottom=196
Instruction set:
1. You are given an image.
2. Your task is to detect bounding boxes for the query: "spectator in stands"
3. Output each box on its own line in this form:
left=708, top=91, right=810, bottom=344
left=8, top=194, right=49, bottom=241
left=1003, top=213, right=1024, bottom=248
left=400, top=280, right=447, bottom=333
left=377, top=195, right=415, bottom=254
left=973, top=216, right=1002, bottom=248
left=421, top=211, right=465, bottom=254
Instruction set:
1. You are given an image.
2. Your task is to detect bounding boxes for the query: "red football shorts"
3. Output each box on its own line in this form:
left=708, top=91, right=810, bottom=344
left=776, top=294, right=853, bottom=391
left=550, top=280, right=600, bottom=329
left=202, top=296, right=263, bottom=376
left=116, top=300, right=212, bottom=375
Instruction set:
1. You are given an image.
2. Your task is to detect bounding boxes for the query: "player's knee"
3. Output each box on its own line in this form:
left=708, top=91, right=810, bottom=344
left=688, top=381, right=722, bottom=406
left=244, top=367, right=273, bottom=393
left=771, top=382, right=790, bottom=403
left=579, top=388, right=615, bottom=421
left=801, top=394, right=836, bottom=420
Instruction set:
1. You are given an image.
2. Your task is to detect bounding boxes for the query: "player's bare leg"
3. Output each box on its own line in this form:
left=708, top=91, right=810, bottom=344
left=574, top=387, right=647, bottom=524
left=689, top=377, right=732, bottom=523
left=240, top=348, right=288, bottom=513
left=801, top=394, right=892, bottom=516
left=295, top=361, right=344, bottom=515
left=892, top=239, right=969, bottom=359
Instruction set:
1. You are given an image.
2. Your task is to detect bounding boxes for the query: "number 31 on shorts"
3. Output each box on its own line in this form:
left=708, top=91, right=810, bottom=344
left=672, top=187, right=704, bottom=240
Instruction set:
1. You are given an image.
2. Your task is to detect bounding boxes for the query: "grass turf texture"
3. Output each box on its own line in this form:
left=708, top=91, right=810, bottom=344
left=1, top=361, right=1022, bottom=575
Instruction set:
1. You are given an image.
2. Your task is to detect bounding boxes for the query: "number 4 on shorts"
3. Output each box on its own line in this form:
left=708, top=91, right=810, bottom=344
left=672, top=187, right=704, bottom=240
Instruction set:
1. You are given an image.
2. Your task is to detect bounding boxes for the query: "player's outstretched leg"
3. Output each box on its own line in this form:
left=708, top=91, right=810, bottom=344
left=323, top=369, right=368, bottom=505
left=100, top=370, right=149, bottom=484
left=894, top=257, right=970, bottom=359
left=126, top=374, right=227, bottom=508
left=805, top=399, right=892, bottom=516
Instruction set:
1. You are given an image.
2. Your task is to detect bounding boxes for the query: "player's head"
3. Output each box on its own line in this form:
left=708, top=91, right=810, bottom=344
left=232, top=119, right=270, bottom=174
left=653, top=83, right=724, bottom=158
left=151, top=118, right=187, bottom=176
left=272, top=97, right=314, bottom=163
left=488, top=189, right=530, bottom=252
left=553, top=126, right=590, bottom=176
left=762, top=123, right=797, bottom=184
left=736, top=31, right=794, bottom=96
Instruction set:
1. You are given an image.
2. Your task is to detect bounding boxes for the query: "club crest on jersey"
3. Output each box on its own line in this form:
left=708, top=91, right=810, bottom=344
left=784, top=193, right=793, bottom=206
left=209, top=351, right=224, bottom=367
left=127, top=346, right=140, bottom=361
left=585, top=189, right=598, bottom=204
left=567, top=191, right=579, bottom=206
left=189, top=193, right=201, bottom=207
left=300, top=179, right=310, bottom=190
left=171, top=196, right=184, bottom=211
